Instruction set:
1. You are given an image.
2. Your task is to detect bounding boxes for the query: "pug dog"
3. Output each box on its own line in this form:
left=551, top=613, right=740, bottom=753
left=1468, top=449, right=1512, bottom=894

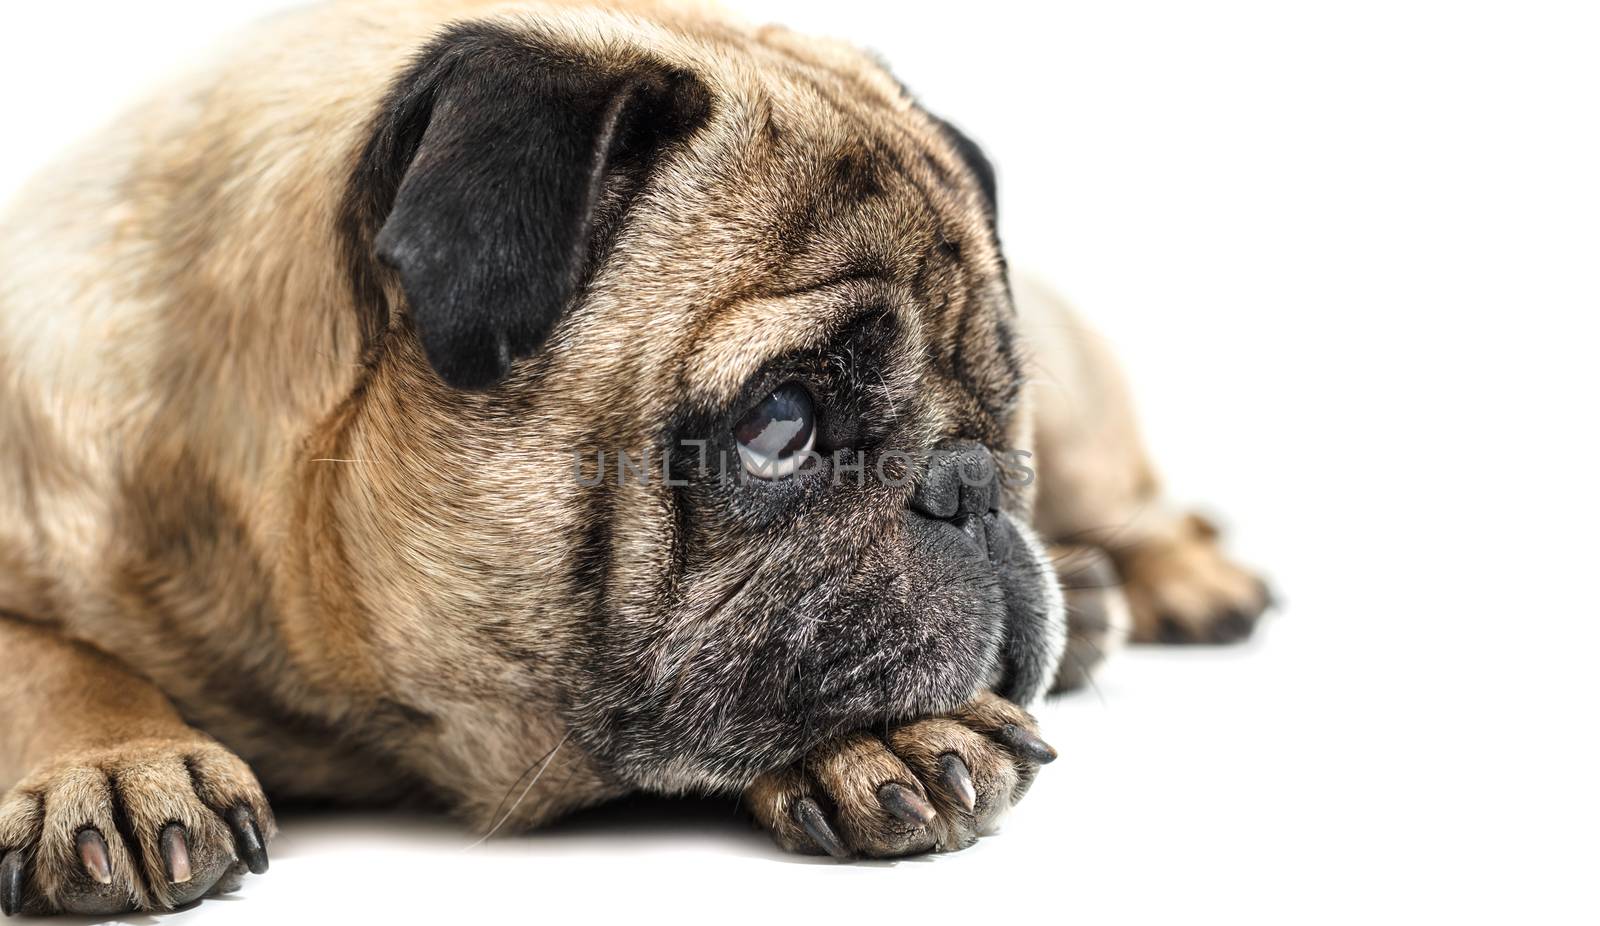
left=0, top=0, right=1271, bottom=915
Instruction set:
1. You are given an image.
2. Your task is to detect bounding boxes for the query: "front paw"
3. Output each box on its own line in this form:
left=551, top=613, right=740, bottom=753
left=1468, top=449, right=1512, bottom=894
left=744, top=691, right=1056, bottom=860
left=0, top=738, right=273, bottom=916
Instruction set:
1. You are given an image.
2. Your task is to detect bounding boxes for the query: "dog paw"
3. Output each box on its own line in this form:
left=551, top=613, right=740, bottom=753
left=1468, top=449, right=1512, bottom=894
left=0, top=738, right=273, bottom=916
left=1117, top=514, right=1274, bottom=645
left=744, top=690, right=1056, bottom=859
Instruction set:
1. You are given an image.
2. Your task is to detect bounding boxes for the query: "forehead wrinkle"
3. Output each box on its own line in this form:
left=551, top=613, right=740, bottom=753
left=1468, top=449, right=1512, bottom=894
left=769, top=137, right=951, bottom=282
left=741, top=34, right=985, bottom=218
left=649, top=22, right=1002, bottom=420
left=782, top=87, right=991, bottom=289
left=719, top=35, right=986, bottom=272
left=679, top=277, right=917, bottom=410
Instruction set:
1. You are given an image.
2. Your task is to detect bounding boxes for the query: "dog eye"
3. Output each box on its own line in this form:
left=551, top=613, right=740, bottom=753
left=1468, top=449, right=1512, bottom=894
left=734, top=382, right=815, bottom=480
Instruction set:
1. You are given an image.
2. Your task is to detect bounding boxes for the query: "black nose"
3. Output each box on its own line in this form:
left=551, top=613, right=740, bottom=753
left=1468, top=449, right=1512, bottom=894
left=909, top=441, right=1000, bottom=522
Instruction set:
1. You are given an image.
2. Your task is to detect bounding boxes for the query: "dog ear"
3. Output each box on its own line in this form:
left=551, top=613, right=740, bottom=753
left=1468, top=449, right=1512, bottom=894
left=931, top=116, right=998, bottom=220
left=348, top=24, right=711, bottom=390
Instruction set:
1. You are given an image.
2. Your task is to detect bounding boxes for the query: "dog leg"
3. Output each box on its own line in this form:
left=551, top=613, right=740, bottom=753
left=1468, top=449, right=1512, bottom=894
left=1017, top=274, right=1273, bottom=647
left=1043, top=544, right=1131, bottom=692
left=0, top=616, right=272, bottom=916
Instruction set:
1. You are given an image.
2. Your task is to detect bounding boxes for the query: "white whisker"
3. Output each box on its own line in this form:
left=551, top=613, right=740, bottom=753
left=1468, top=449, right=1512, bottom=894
left=464, top=731, right=570, bottom=850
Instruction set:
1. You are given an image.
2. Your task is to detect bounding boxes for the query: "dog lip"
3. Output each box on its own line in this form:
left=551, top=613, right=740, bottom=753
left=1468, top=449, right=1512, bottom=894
left=907, top=507, right=1022, bottom=576
left=905, top=507, right=989, bottom=553
left=902, top=507, right=1032, bottom=696
left=902, top=507, right=1066, bottom=706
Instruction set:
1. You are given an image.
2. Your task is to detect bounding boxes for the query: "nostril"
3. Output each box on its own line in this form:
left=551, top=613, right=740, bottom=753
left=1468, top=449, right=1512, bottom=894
left=959, top=461, right=999, bottom=516
left=910, top=477, right=960, bottom=519
left=909, top=455, right=963, bottom=520
left=909, top=441, right=999, bottom=521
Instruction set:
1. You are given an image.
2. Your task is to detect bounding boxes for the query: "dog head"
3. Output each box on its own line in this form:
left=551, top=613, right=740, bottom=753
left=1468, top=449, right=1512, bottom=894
left=332, top=11, right=1064, bottom=795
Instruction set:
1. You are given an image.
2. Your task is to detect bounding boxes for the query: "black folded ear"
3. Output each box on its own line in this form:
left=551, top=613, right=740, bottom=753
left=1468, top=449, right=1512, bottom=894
left=344, top=24, right=711, bottom=390
left=931, top=116, right=998, bottom=220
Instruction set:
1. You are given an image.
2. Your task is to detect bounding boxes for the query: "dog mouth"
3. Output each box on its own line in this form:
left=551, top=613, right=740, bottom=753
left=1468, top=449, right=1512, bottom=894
left=902, top=506, right=1067, bottom=707
left=901, top=440, right=1067, bottom=707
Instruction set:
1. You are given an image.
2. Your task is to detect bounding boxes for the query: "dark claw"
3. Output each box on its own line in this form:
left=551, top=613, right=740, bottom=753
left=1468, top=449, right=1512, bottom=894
left=160, top=824, right=193, bottom=884
left=937, top=753, right=977, bottom=812
left=76, top=829, right=113, bottom=885
left=1209, top=610, right=1255, bottom=644
left=1, top=849, right=25, bottom=917
left=1157, top=617, right=1195, bottom=644
left=792, top=797, right=849, bottom=860
left=996, top=724, right=1058, bottom=764
left=877, top=782, right=937, bottom=826
left=224, top=806, right=269, bottom=875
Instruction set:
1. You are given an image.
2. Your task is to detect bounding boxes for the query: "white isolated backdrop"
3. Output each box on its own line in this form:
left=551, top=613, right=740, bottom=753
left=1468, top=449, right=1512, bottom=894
left=3, top=1, right=1597, bottom=923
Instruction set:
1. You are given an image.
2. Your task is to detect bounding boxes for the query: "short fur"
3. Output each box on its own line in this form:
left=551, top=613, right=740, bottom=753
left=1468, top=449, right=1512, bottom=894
left=0, top=0, right=1268, bottom=914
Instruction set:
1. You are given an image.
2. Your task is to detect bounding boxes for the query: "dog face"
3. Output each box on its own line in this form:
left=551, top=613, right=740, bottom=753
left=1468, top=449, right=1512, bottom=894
left=332, top=15, right=1065, bottom=793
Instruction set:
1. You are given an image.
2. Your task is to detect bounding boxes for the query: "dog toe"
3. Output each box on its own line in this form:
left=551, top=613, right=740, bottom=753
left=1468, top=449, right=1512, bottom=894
left=746, top=690, right=1054, bottom=858
left=0, top=740, right=273, bottom=915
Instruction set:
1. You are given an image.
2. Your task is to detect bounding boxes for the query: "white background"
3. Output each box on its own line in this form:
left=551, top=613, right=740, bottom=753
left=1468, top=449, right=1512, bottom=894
left=4, top=1, right=1597, bottom=923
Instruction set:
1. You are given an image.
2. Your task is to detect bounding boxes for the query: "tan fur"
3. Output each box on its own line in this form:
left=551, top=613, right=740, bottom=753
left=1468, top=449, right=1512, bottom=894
left=0, top=620, right=275, bottom=912
left=0, top=0, right=1265, bottom=911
